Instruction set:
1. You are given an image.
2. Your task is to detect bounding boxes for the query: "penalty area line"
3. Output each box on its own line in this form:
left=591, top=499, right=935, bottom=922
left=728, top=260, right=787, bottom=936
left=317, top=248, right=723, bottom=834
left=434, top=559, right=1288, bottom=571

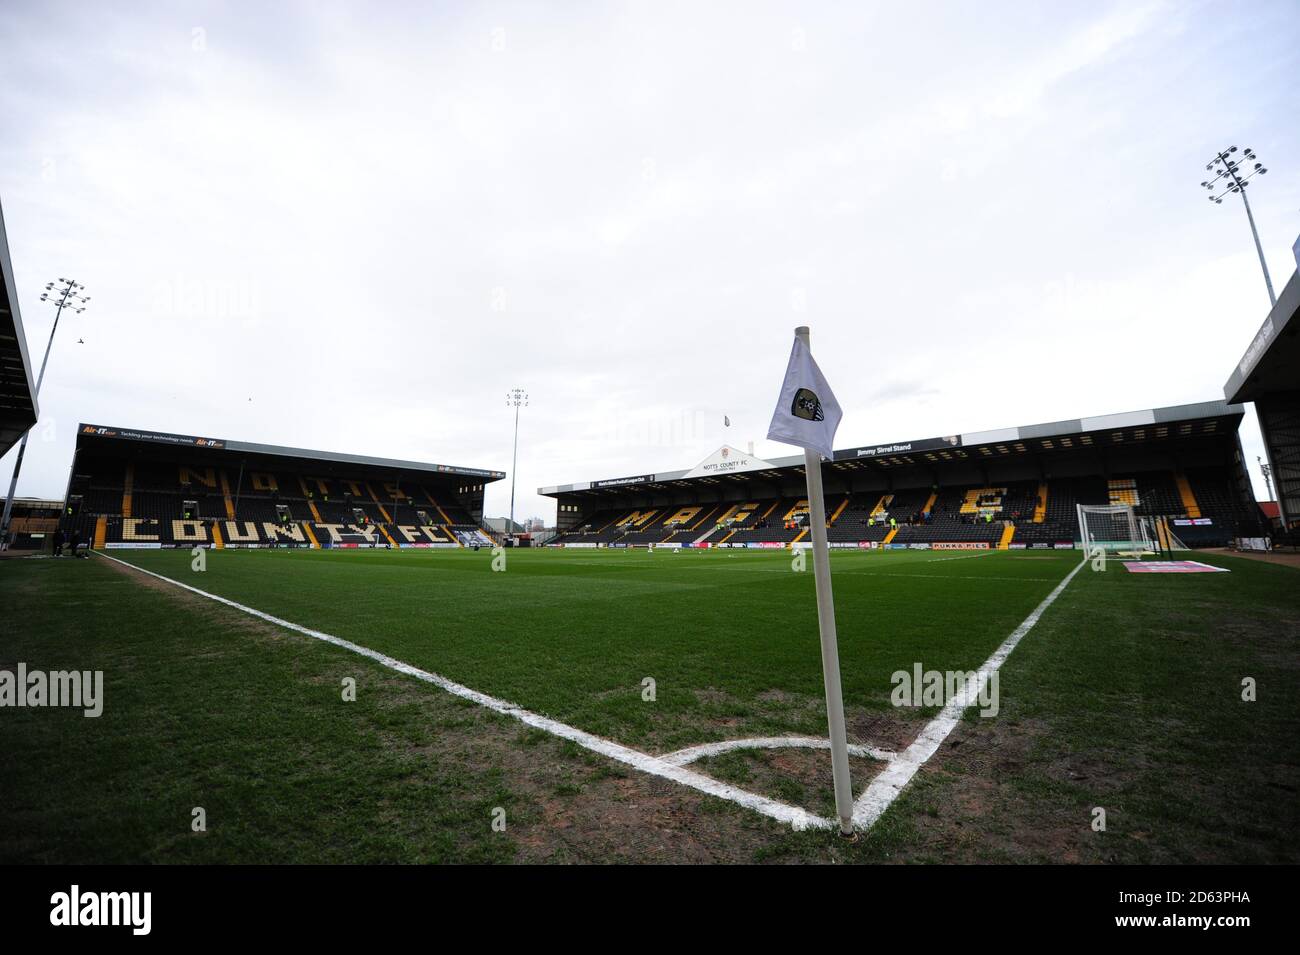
left=94, top=551, right=832, bottom=831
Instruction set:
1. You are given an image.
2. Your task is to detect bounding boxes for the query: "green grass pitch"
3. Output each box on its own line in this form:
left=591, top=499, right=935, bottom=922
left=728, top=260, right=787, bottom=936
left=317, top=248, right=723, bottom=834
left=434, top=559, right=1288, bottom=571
left=1, top=546, right=1296, bottom=863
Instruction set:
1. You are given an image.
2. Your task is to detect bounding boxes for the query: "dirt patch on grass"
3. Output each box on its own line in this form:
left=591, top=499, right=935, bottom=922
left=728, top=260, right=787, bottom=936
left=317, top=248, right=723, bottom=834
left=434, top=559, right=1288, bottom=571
left=95, top=553, right=298, bottom=650
left=1203, top=547, right=1300, bottom=569
left=902, top=716, right=1103, bottom=863
left=847, top=710, right=927, bottom=753
left=696, top=746, right=888, bottom=821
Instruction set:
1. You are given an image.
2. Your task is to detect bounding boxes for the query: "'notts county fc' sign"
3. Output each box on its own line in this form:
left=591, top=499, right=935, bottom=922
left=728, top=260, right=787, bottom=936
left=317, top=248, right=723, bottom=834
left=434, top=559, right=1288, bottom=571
left=683, top=446, right=776, bottom=479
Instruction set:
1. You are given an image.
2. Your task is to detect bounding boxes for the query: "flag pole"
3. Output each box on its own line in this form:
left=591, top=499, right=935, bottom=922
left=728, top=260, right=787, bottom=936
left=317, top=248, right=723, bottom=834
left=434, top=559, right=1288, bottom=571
left=795, top=325, right=854, bottom=836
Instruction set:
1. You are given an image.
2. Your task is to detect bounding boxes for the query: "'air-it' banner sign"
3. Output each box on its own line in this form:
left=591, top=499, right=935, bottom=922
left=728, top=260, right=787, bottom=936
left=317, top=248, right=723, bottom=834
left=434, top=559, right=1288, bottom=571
left=80, top=424, right=225, bottom=449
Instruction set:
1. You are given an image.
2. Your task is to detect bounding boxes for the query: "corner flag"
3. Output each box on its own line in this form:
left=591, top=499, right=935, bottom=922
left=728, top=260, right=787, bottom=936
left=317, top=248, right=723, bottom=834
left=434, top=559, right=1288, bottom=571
left=766, top=334, right=842, bottom=459
left=767, top=326, right=854, bottom=836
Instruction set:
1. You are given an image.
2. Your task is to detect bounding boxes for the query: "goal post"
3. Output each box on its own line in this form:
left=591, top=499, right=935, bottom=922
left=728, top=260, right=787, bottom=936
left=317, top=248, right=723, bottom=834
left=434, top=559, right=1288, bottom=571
left=1078, top=507, right=1195, bottom=559
left=1077, top=503, right=1156, bottom=559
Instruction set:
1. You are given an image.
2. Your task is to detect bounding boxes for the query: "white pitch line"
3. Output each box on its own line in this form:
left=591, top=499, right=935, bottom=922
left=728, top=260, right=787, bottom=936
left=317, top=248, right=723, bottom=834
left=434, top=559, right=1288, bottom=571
left=851, top=558, right=1086, bottom=829
left=663, top=736, right=896, bottom=766
left=848, top=572, right=1059, bottom=583
left=95, top=552, right=833, bottom=831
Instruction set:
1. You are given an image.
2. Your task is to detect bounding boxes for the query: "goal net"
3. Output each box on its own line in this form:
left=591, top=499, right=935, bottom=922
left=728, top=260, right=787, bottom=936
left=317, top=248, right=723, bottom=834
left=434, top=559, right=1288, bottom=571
left=1077, top=503, right=1158, bottom=558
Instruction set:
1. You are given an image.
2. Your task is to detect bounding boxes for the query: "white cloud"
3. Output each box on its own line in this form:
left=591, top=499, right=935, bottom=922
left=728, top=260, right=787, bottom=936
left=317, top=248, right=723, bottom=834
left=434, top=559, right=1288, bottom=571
left=1, top=0, right=1297, bottom=521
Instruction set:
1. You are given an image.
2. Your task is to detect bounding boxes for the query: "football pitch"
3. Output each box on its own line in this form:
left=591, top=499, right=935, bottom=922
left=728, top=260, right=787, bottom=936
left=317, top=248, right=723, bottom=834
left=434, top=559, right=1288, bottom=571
left=2, top=546, right=1297, bottom=864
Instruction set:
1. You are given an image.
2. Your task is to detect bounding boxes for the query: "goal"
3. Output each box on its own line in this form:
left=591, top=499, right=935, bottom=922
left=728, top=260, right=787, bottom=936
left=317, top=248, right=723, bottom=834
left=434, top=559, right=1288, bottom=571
left=1077, top=503, right=1158, bottom=559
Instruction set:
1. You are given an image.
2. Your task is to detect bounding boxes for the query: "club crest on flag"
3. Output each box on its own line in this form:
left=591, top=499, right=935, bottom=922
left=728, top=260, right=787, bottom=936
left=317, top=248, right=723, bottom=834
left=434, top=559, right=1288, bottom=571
left=792, top=388, right=824, bottom=422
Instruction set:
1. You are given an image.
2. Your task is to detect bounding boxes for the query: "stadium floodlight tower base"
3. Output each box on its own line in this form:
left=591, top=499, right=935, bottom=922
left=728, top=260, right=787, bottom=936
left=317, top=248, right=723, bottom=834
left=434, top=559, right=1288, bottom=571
left=1077, top=503, right=1159, bottom=560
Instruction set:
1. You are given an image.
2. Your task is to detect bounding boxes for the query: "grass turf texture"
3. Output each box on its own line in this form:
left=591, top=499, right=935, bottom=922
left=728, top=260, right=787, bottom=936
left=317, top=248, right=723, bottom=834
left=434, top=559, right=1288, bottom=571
left=1, top=547, right=1295, bottom=863
left=97, top=547, right=1077, bottom=751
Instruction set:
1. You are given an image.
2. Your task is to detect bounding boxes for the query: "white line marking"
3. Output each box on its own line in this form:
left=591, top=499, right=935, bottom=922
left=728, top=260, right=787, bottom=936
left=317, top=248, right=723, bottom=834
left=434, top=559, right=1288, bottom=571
left=846, top=572, right=1059, bottom=582
left=850, top=558, right=1085, bottom=829
left=731, top=568, right=1057, bottom=581
left=95, top=552, right=834, bottom=830
left=663, top=736, right=896, bottom=766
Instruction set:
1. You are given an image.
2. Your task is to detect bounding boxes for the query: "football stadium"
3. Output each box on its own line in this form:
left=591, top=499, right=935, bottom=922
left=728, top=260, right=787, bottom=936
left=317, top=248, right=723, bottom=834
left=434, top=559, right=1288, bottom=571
left=1, top=6, right=1298, bottom=922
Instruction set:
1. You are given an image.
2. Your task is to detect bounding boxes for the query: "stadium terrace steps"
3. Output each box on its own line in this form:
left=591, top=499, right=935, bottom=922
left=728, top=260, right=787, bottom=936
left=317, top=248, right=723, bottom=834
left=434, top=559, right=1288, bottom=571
left=219, top=471, right=236, bottom=520
left=1175, top=473, right=1203, bottom=518
left=998, top=523, right=1016, bottom=549
left=827, top=496, right=850, bottom=525
left=692, top=525, right=721, bottom=545
left=423, top=491, right=455, bottom=525
left=921, top=490, right=938, bottom=515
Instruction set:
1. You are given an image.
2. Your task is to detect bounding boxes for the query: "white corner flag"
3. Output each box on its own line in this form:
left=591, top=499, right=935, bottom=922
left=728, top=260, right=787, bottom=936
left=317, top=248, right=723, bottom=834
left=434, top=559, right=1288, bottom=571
left=766, top=326, right=854, bottom=836
left=766, top=334, right=842, bottom=459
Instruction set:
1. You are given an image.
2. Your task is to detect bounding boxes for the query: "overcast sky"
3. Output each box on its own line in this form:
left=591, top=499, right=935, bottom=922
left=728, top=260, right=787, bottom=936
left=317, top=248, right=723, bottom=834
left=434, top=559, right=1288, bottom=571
left=2, top=0, right=1297, bottom=521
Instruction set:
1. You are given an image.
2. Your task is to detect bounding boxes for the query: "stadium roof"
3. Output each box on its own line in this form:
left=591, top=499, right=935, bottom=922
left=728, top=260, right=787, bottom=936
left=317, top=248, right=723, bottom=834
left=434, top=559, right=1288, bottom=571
left=8, top=496, right=63, bottom=508
left=539, top=400, right=1245, bottom=497
left=74, top=423, right=506, bottom=481
left=0, top=197, right=39, bottom=456
left=1224, top=267, right=1300, bottom=404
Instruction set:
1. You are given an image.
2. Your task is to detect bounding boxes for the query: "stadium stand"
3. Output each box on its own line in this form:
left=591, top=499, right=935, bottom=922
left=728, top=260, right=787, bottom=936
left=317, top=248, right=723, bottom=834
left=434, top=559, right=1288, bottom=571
left=543, top=402, right=1263, bottom=550
left=1225, top=268, right=1300, bottom=534
left=1, top=497, right=61, bottom=550
left=60, top=424, right=504, bottom=551
left=0, top=198, right=39, bottom=458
